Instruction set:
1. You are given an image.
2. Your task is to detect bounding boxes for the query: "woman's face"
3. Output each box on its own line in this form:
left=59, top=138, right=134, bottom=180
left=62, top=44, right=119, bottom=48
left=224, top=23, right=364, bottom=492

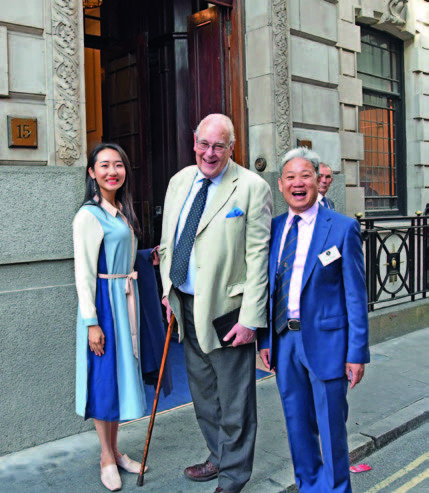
left=89, top=148, right=126, bottom=201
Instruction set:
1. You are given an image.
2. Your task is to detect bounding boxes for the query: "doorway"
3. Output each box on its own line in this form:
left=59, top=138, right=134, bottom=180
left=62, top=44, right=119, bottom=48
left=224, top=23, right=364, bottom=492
left=83, top=0, right=246, bottom=247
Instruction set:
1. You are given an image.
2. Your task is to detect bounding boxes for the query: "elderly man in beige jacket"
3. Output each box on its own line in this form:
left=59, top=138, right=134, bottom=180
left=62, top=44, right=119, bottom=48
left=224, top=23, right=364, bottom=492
left=159, top=114, right=272, bottom=493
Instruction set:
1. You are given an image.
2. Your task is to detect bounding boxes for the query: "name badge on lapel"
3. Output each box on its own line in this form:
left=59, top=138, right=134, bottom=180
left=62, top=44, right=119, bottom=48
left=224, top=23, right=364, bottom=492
left=318, top=246, right=341, bottom=266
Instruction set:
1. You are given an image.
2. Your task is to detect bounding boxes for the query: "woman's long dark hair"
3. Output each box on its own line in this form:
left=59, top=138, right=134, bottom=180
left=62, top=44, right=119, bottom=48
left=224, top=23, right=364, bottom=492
left=82, top=143, right=142, bottom=238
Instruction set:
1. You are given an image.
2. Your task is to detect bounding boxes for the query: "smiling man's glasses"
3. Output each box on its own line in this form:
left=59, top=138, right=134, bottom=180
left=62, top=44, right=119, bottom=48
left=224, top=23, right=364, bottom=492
left=196, top=140, right=229, bottom=154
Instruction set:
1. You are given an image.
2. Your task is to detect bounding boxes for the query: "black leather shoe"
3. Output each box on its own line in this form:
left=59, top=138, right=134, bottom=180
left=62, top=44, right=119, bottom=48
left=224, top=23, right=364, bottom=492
left=184, top=460, right=219, bottom=482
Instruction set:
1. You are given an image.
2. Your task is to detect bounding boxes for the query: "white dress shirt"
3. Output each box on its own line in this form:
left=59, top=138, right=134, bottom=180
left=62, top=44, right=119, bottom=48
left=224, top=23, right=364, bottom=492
left=175, top=163, right=229, bottom=295
left=277, top=201, right=319, bottom=319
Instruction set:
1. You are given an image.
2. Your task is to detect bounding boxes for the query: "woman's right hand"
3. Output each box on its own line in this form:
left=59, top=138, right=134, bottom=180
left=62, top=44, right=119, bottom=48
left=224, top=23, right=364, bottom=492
left=88, top=325, right=105, bottom=356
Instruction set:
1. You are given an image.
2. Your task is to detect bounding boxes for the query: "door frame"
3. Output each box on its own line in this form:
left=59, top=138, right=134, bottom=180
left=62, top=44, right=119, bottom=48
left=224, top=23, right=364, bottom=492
left=228, top=0, right=248, bottom=167
left=187, top=0, right=248, bottom=167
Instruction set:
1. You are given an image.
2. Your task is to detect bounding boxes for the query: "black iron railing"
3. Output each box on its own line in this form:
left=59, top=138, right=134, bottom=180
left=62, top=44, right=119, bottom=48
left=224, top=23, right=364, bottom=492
left=358, top=215, right=429, bottom=311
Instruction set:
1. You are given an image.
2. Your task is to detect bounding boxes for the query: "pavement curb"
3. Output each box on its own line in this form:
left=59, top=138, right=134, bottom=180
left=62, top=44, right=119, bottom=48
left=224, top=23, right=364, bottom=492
left=283, top=398, right=429, bottom=492
left=348, top=433, right=375, bottom=464
left=357, top=397, right=429, bottom=450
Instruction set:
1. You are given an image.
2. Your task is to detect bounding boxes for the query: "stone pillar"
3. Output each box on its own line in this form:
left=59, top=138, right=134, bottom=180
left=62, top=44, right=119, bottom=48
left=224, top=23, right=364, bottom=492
left=338, top=2, right=365, bottom=217
left=245, top=0, right=289, bottom=214
left=51, top=0, right=86, bottom=166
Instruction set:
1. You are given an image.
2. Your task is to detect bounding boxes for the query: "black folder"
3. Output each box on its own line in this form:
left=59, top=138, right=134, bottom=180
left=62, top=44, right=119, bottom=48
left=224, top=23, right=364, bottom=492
left=213, top=307, right=241, bottom=347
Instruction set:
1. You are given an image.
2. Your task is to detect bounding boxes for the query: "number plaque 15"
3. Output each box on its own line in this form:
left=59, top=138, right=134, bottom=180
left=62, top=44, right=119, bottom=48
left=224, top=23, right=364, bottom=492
left=8, top=117, right=38, bottom=148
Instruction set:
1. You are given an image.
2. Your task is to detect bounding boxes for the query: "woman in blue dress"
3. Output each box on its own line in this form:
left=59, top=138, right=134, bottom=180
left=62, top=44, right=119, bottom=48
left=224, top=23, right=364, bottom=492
left=73, top=143, right=146, bottom=491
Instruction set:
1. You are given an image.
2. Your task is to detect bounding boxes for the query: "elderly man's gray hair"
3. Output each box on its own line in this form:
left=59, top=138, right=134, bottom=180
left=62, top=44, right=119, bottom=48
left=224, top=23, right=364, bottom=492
left=280, top=147, right=321, bottom=175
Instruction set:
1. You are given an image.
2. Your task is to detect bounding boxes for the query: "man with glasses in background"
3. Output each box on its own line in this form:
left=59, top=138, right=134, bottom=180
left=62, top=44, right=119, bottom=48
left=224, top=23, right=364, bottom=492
left=159, top=114, right=272, bottom=493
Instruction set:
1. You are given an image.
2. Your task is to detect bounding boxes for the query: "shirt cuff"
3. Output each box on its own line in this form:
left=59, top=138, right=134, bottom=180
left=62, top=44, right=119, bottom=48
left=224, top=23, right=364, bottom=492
left=243, top=325, right=257, bottom=331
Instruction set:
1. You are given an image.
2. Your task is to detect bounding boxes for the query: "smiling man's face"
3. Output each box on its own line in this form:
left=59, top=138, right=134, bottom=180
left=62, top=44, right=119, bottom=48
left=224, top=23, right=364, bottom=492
left=194, top=118, right=233, bottom=180
left=278, top=157, right=320, bottom=214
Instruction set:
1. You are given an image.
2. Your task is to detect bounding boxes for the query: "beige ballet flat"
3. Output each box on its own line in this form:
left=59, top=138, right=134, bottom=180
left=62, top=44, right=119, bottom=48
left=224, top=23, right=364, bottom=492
left=116, top=454, right=147, bottom=474
left=100, top=463, right=122, bottom=491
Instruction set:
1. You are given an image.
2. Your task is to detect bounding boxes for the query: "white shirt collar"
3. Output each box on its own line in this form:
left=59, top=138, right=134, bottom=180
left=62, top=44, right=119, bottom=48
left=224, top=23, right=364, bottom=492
left=195, top=160, right=229, bottom=186
left=287, top=200, right=319, bottom=226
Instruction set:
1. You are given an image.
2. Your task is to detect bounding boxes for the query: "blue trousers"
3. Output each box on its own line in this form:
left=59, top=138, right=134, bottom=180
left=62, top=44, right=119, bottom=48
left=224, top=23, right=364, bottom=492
left=274, top=330, right=351, bottom=493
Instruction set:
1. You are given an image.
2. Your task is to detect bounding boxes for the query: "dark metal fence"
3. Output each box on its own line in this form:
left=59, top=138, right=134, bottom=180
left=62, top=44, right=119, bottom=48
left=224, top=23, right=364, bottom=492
left=358, top=215, right=429, bottom=311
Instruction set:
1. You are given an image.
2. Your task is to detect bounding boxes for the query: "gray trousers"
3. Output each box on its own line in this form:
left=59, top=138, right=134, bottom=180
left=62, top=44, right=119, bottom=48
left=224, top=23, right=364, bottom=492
left=181, top=293, right=257, bottom=493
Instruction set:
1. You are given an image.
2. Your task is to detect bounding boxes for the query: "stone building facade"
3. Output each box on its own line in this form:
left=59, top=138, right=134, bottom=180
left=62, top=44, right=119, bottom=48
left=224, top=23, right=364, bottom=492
left=0, top=0, right=89, bottom=455
left=1, top=0, right=428, bottom=454
left=248, top=0, right=429, bottom=217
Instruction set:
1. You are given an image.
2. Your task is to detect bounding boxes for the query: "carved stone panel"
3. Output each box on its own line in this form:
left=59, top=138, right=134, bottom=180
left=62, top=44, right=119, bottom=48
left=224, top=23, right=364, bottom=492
left=272, top=0, right=291, bottom=163
left=52, top=0, right=82, bottom=166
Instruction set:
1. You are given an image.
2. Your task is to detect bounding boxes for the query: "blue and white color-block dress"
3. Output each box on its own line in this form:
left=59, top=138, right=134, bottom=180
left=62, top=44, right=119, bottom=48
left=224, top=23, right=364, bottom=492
left=73, top=198, right=146, bottom=421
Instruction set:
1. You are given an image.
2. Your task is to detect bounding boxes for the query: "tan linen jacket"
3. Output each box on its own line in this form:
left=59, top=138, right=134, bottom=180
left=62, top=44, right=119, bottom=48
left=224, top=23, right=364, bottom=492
left=159, top=160, right=272, bottom=353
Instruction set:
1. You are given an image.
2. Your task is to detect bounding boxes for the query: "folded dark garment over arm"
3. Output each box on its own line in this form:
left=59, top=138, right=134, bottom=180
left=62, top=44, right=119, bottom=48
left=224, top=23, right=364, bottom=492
left=135, top=249, right=173, bottom=398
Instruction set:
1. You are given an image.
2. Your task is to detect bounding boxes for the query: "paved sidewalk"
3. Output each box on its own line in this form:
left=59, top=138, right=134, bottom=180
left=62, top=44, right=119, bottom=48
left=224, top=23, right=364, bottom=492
left=0, top=328, right=428, bottom=493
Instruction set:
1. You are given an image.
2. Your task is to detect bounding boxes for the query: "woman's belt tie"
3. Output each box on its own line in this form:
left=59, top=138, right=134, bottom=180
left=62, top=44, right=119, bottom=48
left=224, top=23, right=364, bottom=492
left=98, top=271, right=139, bottom=359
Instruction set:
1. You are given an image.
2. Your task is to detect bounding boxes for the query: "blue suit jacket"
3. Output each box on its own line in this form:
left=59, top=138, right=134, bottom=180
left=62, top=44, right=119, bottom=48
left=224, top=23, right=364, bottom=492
left=258, top=206, right=370, bottom=380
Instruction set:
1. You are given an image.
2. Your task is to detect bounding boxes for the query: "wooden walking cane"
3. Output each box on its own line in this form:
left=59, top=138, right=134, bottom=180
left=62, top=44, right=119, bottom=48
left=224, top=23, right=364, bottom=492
left=137, top=313, right=176, bottom=487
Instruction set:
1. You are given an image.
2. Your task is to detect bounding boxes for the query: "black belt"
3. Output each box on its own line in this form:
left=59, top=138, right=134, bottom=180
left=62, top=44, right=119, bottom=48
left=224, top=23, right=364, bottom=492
left=180, top=292, right=194, bottom=300
left=287, top=319, right=301, bottom=331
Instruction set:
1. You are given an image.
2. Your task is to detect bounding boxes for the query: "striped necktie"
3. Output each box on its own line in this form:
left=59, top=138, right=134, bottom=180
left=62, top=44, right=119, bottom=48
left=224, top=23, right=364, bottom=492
left=321, top=196, right=329, bottom=208
left=274, top=215, right=301, bottom=334
left=170, top=178, right=211, bottom=288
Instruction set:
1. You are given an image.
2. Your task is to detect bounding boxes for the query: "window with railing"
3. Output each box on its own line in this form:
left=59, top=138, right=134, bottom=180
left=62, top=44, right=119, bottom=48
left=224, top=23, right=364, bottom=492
left=357, top=27, right=406, bottom=215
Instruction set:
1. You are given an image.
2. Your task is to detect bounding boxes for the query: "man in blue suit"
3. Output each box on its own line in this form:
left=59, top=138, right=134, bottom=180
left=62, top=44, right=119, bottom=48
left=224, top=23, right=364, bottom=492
left=259, top=147, right=370, bottom=492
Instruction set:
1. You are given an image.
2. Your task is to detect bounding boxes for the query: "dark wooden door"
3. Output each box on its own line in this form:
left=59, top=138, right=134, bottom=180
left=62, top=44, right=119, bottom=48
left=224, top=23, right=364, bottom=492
left=187, top=6, right=228, bottom=131
left=101, top=34, right=152, bottom=246
left=187, top=3, right=248, bottom=167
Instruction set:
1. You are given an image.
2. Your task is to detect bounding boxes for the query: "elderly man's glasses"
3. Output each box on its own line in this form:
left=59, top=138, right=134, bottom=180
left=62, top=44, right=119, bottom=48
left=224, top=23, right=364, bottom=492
left=196, top=140, right=229, bottom=154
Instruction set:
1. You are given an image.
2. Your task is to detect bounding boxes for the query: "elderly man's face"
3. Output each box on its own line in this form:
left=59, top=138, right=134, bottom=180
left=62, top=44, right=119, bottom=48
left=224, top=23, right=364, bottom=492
left=194, top=120, right=234, bottom=179
left=278, top=158, right=320, bottom=214
left=318, top=165, right=333, bottom=196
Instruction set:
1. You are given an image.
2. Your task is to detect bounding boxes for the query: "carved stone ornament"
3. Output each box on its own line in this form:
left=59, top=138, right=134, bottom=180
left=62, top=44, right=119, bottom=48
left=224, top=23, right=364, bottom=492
left=272, top=0, right=291, bottom=163
left=380, top=0, right=408, bottom=27
left=52, top=0, right=81, bottom=166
